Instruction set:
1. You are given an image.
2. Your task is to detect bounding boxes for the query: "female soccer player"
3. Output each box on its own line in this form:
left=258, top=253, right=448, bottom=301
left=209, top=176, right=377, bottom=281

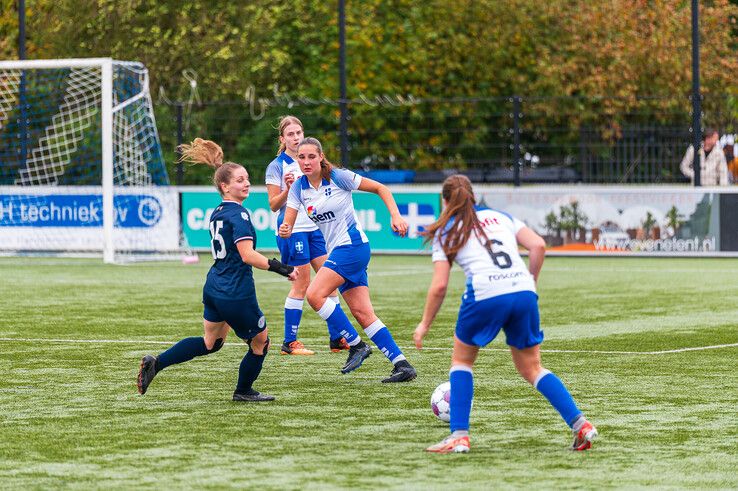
left=265, top=116, right=356, bottom=356
left=137, top=138, right=298, bottom=402
left=413, top=175, right=597, bottom=453
left=278, top=137, right=417, bottom=383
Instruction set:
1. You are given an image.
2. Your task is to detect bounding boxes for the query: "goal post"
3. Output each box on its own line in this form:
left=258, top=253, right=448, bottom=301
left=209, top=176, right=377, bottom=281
left=0, top=58, right=191, bottom=263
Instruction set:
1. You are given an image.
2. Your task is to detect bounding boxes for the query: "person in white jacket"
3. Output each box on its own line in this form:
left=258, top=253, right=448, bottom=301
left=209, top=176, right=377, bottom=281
left=680, top=128, right=729, bottom=186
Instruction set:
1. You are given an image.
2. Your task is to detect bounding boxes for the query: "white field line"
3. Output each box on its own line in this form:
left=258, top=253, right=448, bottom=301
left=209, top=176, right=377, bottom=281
left=0, top=337, right=736, bottom=355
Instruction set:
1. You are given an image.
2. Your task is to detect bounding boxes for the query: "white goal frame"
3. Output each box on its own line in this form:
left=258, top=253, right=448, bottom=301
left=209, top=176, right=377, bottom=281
left=0, top=58, right=180, bottom=263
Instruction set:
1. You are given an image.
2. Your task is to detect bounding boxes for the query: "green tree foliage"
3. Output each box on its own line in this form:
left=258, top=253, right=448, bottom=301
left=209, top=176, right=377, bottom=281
left=2, top=0, right=737, bottom=183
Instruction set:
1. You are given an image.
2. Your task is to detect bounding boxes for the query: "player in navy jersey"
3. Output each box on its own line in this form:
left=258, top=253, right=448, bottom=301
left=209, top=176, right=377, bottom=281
left=278, top=137, right=417, bottom=383
left=137, top=138, right=298, bottom=402
left=414, top=175, right=597, bottom=453
left=265, top=116, right=356, bottom=356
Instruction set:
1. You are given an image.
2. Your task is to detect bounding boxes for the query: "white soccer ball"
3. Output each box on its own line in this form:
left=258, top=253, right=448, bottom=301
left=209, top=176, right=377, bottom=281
left=430, top=381, right=451, bottom=423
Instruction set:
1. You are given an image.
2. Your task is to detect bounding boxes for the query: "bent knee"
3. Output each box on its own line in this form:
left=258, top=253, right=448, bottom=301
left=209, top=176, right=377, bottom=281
left=204, top=337, right=224, bottom=353
left=351, top=309, right=376, bottom=328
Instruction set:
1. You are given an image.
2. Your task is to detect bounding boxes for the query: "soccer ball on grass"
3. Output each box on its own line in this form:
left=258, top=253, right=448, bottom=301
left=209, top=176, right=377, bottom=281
left=430, top=381, right=451, bottom=423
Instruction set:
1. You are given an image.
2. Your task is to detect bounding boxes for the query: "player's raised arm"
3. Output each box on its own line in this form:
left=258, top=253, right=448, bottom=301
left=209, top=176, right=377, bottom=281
left=357, top=177, right=408, bottom=237
left=236, top=239, right=298, bottom=281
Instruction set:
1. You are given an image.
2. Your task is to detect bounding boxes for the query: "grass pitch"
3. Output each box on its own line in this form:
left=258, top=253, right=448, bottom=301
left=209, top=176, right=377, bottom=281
left=0, top=255, right=737, bottom=489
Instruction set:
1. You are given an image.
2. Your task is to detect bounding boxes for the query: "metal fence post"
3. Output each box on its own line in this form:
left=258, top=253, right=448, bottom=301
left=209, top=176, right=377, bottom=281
left=513, top=95, right=522, bottom=187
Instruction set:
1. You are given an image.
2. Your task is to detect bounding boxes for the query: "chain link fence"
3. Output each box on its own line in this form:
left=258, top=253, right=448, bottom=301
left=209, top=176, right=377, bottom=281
left=155, top=94, right=738, bottom=186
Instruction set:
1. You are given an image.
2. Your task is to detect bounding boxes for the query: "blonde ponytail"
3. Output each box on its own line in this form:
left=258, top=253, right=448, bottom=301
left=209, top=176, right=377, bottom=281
left=178, top=138, right=243, bottom=196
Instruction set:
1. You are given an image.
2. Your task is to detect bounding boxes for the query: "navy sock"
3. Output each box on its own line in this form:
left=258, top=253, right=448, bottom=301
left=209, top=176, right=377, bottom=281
left=534, top=369, right=582, bottom=427
left=236, top=349, right=266, bottom=394
left=449, top=365, right=474, bottom=432
left=156, top=337, right=211, bottom=371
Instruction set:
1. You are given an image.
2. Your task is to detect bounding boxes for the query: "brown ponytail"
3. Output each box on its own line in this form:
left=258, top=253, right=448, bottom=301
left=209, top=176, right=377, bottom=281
left=422, top=175, right=486, bottom=263
left=178, top=138, right=244, bottom=196
left=276, top=115, right=304, bottom=155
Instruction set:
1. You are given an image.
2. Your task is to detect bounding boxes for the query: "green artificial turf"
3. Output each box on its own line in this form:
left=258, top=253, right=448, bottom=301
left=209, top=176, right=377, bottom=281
left=0, top=255, right=736, bottom=489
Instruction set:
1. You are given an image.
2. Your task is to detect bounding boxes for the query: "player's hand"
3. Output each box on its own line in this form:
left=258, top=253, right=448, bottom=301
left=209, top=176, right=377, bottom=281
left=278, top=223, right=292, bottom=238
left=413, top=322, right=430, bottom=350
left=391, top=215, right=408, bottom=237
left=284, top=172, right=295, bottom=188
left=287, top=268, right=299, bottom=281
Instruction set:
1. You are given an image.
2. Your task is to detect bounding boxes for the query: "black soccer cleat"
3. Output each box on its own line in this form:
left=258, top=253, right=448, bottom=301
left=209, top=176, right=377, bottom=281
left=381, top=360, right=417, bottom=383
left=232, top=389, right=276, bottom=402
left=341, top=342, right=372, bottom=374
left=137, top=354, right=158, bottom=395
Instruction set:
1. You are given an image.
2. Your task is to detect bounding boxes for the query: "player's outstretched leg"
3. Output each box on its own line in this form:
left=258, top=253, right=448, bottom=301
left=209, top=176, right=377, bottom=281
left=532, top=368, right=597, bottom=450
left=137, top=336, right=224, bottom=395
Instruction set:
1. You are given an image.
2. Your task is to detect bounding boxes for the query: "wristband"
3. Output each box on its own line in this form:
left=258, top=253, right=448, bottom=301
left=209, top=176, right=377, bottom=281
left=268, top=258, right=294, bottom=277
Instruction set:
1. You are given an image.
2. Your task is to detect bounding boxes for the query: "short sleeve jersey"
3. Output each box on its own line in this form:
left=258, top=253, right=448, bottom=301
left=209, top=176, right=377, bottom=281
left=265, top=152, right=318, bottom=234
left=204, top=201, right=257, bottom=299
left=285, top=168, right=368, bottom=253
left=432, top=206, right=536, bottom=301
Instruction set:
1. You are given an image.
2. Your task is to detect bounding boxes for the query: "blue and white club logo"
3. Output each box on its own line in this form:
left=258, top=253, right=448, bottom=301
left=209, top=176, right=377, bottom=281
left=137, top=197, right=163, bottom=227
left=324, top=187, right=332, bottom=197
left=295, top=241, right=304, bottom=253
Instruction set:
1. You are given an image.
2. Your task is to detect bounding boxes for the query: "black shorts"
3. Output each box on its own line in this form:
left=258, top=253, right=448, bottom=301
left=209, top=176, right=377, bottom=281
left=202, top=291, right=266, bottom=340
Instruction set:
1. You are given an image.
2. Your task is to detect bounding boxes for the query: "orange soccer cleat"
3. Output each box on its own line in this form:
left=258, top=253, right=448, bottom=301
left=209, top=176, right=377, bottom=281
left=329, top=337, right=351, bottom=352
left=280, top=340, right=315, bottom=356
left=570, top=420, right=598, bottom=451
left=425, top=435, right=471, bottom=454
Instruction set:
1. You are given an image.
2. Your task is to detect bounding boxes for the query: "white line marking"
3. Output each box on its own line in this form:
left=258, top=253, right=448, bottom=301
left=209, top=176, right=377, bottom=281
left=0, top=337, right=736, bottom=355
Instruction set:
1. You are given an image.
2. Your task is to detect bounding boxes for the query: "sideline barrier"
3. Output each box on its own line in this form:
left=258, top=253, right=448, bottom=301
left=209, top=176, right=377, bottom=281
left=179, top=185, right=738, bottom=256
left=179, top=186, right=441, bottom=254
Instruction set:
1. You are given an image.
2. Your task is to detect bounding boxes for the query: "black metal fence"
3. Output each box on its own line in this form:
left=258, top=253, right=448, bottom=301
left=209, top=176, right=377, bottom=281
left=155, top=94, right=738, bottom=186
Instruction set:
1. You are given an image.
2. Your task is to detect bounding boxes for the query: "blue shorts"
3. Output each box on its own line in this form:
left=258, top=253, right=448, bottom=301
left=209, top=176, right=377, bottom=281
left=322, top=242, right=370, bottom=294
left=455, top=291, right=543, bottom=350
left=202, top=291, right=266, bottom=340
left=277, top=230, right=328, bottom=267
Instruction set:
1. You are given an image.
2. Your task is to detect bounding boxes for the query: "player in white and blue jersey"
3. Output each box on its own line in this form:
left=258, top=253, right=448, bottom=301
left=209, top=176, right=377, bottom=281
left=278, top=137, right=417, bottom=383
left=265, top=116, right=357, bottom=356
left=137, top=138, right=299, bottom=402
left=414, top=175, right=597, bottom=453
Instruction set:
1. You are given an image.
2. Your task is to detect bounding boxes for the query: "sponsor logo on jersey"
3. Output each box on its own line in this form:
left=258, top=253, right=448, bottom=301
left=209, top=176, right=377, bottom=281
left=306, top=205, right=336, bottom=223
left=241, top=212, right=250, bottom=221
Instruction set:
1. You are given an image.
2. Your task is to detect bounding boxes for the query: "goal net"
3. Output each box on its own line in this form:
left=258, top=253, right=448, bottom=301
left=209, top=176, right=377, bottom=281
left=0, top=58, right=192, bottom=263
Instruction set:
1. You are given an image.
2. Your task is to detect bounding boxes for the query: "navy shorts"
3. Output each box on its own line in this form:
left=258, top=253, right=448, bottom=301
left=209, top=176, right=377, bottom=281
left=277, top=230, right=328, bottom=267
left=322, top=242, right=370, bottom=294
left=202, top=291, right=266, bottom=340
left=455, top=290, right=543, bottom=350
